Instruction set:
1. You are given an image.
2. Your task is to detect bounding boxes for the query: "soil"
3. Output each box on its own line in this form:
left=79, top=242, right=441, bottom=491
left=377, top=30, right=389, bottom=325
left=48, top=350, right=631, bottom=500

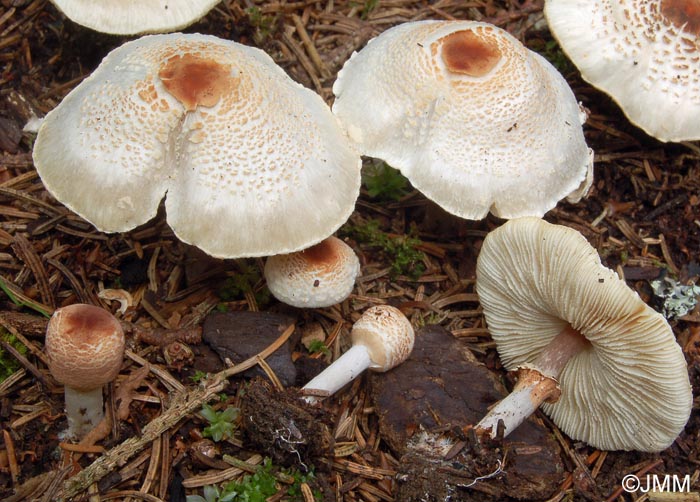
left=0, top=1, right=698, bottom=501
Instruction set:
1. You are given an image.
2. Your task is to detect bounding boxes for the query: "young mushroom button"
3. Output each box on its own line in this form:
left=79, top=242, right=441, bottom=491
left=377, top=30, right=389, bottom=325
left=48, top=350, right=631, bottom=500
left=264, top=236, right=361, bottom=308
left=332, top=20, right=593, bottom=220
left=544, top=0, right=700, bottom=142
left=474, top=217, right=692, bottom=452
left=44, top=304, right=125, bottom=439
left=302, top=305, right=415, bottom=404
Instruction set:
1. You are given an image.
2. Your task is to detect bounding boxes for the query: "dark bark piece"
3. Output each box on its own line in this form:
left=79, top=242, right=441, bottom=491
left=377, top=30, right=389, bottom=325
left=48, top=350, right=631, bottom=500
left=371, top=325, right=564, bottom=501
left=202, top=311, right=298, bottom=387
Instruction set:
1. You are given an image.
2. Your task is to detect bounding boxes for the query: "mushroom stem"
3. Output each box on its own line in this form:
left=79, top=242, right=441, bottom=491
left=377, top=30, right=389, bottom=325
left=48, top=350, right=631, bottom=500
left=476, top=325, right=589, bottom=438
left=64, top=386, right=105, bottom=439
left=301, top=344, right=372, bottom=404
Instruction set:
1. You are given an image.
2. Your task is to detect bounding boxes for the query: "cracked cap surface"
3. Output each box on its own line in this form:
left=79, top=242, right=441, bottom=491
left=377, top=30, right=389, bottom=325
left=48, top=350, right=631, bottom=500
left=545, top=0, right=700, bottom=141
left=332, top=20, right=593, bottom=220
left=33, top=33, right=361, bottom=259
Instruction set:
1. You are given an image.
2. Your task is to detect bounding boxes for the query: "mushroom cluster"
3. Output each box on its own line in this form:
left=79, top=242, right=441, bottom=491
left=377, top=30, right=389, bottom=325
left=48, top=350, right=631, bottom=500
left=333, top=20, right=593, bottom=220
left=474, top=217, right=692, bottom=452
left=32, top=33, right=361, bottom=260
left=544, top=0, right=700, bottom=142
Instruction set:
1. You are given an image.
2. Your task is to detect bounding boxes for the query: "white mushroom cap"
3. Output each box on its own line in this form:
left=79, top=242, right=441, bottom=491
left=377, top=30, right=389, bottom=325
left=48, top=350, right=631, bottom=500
left=45, top=304, right=125, bottom=392
left=33, top=33, right=361, bottom=259
left=352, top=305, right=415, bottom=372
left=544, top=0, right=700, bottom=142
left=50, top=0, right=221, bottom=35
left=264, top=236, right=360, bottom=308
left=332, top=20, right=593, bottom=220
left=476, top=217, right=692, bottom=451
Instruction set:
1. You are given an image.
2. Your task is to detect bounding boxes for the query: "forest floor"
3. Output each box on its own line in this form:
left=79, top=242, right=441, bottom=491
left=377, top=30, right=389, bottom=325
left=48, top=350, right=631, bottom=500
left=0, top=0, right=698, bottom=501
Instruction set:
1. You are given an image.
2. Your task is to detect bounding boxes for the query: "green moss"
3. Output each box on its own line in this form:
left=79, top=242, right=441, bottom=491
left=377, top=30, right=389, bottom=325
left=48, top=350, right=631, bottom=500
left=0, top=331, right=28, bottom=382
left=362, top=161, right=410, bottom=201
left=343, top=220, right=426, bottom=279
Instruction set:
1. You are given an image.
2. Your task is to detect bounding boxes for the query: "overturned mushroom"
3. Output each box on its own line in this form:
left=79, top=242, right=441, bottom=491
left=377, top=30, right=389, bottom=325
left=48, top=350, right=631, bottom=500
left=32, top=33, right=361, bottom=259
left=45, top=304, right=125, bottom=439
left=264, top=236, right=360, bottom=308
left=302, top=305, right=414, bottom=404
left=332, top=20, right=593, bottom=220
left=544, top=0, right=700, bottom=142
left=474, top=217, right=692, bottom=451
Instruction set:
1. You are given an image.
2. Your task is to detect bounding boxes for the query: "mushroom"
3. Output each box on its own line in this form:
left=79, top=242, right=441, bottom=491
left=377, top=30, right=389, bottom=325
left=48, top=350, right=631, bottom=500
left=264, top=236, right=360, bottom=308
left=49, top=0, right=220, bottom=35
left=45, top=304, right=125, bottom=439
left=474, top=217, right=692, bottom=451
left=32, top=33, right=361, bottom=259
left=302, top=305, right=414, bottom=403
left=544, top=0, right=700, bottom=142
left=332, top=20, right=593, bottom=220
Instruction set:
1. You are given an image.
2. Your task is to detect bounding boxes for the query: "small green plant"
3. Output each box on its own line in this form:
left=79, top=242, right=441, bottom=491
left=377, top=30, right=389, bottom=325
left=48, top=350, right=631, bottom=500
left=343, top=220, right=426, bottom=279
left=0, top=332, right=27, bottom=382
left=362, top=161, right=410, bottom=201
left=307, top=339, right=330, bottom=357
left=187, top=459, right=320, bottom=502
left=285, top=467, right=321, bottom=500
left=245, top=7, right=278, bottom=45
left=186, top=484, right=234, bottom=502
left=350, top=0, right=379, bottom=19
left=201, top=404, right=239, bottom=442
left=189, top=370, right=207, bottom=384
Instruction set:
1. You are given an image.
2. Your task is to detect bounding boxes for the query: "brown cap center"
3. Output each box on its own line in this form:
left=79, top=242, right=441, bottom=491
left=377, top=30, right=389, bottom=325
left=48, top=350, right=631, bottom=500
left=440, top=29, right=502, bottom=77
left=661, top=0, right=700, bottom=35
left=301, top=237, right=341, bottom=269
left=159, top=53, right=237, bottom=111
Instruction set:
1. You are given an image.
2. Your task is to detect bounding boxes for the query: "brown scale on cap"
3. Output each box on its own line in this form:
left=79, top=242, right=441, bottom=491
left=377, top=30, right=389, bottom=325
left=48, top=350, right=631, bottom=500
left=159, top=53, right=237, bottom=111
left=440, top=29, right=501, bottom=77
left=661, top=0, right=700, bottom=35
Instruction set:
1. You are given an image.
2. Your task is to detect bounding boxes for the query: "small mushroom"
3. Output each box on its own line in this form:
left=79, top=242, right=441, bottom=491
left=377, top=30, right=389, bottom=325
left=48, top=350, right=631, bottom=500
left=474, top=217, right=692, bottom=451
left=302, top=305, right=414, bottom=403
left=264, top=236, right=360, bottom=308
left=32, top=33, right=361, bottom=259
left=45, top=304, right=125, bottom=439
left=544, top=0, right=700, bottom=141
left=49, top=0, right=221, bottom=35
left=332, top=20, right=593, bottom=220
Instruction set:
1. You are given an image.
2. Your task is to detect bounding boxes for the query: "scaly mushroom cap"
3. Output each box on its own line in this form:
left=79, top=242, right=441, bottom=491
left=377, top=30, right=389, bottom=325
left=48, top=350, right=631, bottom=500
left=33, top=33, right=361, bottom=259
left=332, top=20, right=593, bottom=220
left=45, top=304, right=125, bottom=392
left=351, top=305, right=415, bottom=372
left=264, top=236, right=360, bottom=308
left=544, top=0, right=700, bottom=142
left=476, top=217, right=692, bottom=451
left=50, top=0, right=220, bottom=35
